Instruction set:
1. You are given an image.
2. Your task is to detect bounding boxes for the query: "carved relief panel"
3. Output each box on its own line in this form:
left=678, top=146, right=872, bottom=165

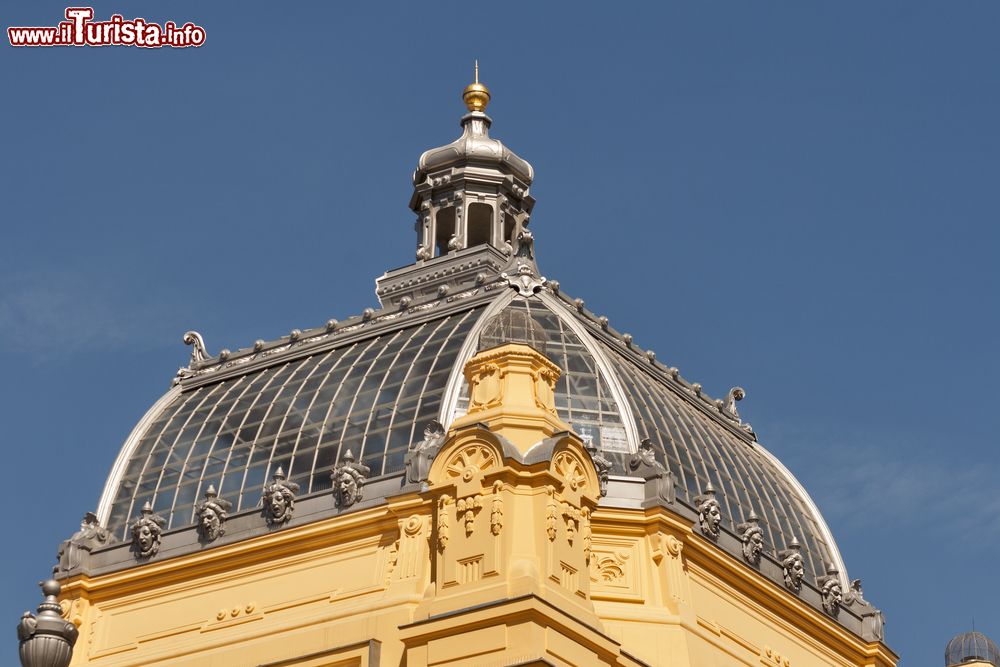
left=430, top=438, right=506, bottom=592
left=543, top=444, right=600, bottom=602
left=588, top=536, right=643, bottom=603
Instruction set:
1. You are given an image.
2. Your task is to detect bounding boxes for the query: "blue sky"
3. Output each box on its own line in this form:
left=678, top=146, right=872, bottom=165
left=2, top=2, right=997, bottom=663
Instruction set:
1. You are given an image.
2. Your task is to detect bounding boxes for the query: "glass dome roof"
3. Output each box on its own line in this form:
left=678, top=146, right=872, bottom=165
left=101, top=305, right=484, bottom=539
left=97, top=283, right=846, bottom=585
left=946, top=632, right=1000, bottom=666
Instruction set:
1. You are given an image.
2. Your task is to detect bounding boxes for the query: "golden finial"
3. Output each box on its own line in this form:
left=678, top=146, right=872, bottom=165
left=463, top=60, right=491, bottom=113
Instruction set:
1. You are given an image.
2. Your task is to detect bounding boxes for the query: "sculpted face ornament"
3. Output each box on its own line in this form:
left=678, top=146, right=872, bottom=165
left=262, top=467, right=300, bottom=527
left=130, top=501, right=166, bottom=559
left=694, top=484, right=722, bottom=539
left=817, top=564, right=844, bottom=616
left=778, top=538, right=805, bottom=593
left=737, top=510, right=764, bottom=566
left=195, top=485, right=231, bottom=542
left=331, top=450, right=371, bottom=509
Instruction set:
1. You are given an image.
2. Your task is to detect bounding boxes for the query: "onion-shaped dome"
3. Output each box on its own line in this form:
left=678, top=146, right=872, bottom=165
left=414, top=112, right=533, bottom=185
left=413, top=68, right=532, bottom=186
left=946, top=631, right=1000, bottom=666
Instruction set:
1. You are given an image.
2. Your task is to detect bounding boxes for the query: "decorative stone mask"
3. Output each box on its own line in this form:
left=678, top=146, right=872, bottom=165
left=817, top=564, right=843, bottom=616
left=737, top=511, right=764, bottom=566
left=195, top=485, right=231, bottom=542
left=130, top=501, right=166, bottom=559
left=331, top=450, right=371, bottom=509
left=262, top=467, right=300, bottom=526
left=778, top=538, right=805, bottom=593
left=695, top=484, right=722, bottom=539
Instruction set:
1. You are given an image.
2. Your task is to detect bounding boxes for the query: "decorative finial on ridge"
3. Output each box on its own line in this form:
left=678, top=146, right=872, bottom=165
left=463, top=61, right=491, bottom=113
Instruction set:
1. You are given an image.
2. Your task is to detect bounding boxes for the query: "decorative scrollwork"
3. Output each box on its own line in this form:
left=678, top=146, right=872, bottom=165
left=589, top=547, right=629, bottom=583
left=183, top=330, right=209, bottom=364
left=721, top=386, right=746, bottom=420
left=664, top=534, right=683, bottom=557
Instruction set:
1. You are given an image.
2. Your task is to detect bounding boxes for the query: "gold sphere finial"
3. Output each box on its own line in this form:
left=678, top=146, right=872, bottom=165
left=463, top=60, right=491, bottom=113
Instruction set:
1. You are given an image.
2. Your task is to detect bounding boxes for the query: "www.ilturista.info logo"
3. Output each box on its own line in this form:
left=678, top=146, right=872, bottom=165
left=8, top=7, right=205, bottom=48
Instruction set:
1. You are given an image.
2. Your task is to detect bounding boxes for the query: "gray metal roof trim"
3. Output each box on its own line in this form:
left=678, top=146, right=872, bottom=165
left=547, top=283, right=758, bottom=444
left=177, top=283, right=506, bottom=391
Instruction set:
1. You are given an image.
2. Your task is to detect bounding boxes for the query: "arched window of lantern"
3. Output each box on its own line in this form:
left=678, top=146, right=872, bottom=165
left=467, top=203, right=492, bottom=248
left=503, top=215, right=517, bottom=248
left=435, top=206, right=456, bottom=256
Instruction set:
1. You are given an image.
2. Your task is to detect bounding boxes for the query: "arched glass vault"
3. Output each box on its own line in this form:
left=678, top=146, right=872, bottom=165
left=98, top=287, right=846, bottom=583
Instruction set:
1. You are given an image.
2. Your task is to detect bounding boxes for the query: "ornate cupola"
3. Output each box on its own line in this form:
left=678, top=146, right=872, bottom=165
left=410, top=63, right=535, bottom=258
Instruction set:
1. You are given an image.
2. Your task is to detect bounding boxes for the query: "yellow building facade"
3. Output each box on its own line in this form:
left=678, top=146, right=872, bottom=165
left=19, top=77, right=908, bottom=667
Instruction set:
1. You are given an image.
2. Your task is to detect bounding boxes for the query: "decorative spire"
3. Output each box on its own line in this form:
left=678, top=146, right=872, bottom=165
left=463, top=60, right=491, bottom=113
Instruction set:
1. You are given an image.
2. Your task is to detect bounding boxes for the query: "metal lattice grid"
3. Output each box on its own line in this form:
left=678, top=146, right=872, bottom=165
left=105, top=307, right=483, bottom=539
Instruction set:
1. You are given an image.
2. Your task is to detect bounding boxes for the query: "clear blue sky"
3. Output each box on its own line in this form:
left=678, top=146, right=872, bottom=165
left=2, top=2, right=997, bottom=663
